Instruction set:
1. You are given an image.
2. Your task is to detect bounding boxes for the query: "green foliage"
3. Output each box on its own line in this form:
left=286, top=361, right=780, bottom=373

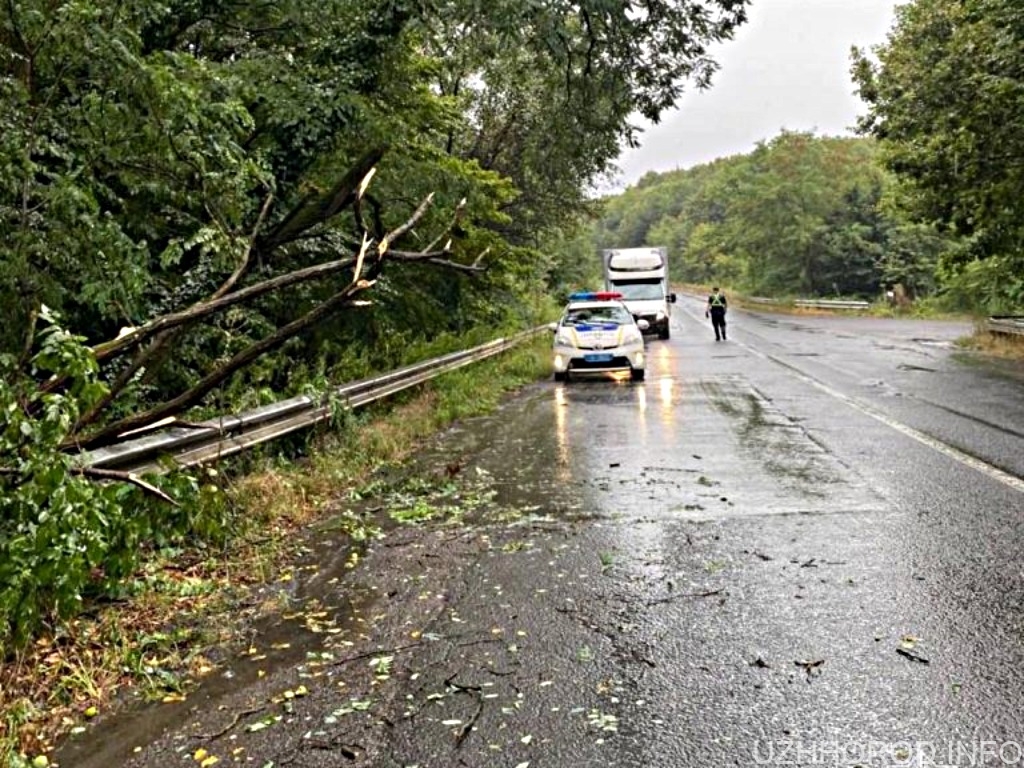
left=0, top=314, right=221, bottom=650
left=590, top=132, right=958, bottom=299
left=853, top=0, right=1024, bottom=312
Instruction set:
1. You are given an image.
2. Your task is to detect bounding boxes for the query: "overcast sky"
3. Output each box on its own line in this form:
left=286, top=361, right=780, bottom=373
left=610, top=0, right=900, bottom=189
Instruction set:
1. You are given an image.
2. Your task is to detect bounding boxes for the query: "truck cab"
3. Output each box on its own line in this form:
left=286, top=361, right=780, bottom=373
left=602, top=247, right=677, bottom=339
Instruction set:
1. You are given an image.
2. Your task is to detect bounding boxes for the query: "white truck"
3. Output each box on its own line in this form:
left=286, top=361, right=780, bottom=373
left=601, top=246, right=677, bottom=339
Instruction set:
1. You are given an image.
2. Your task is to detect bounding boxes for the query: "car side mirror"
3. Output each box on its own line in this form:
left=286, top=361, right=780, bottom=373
left=548, top=322, right=559, bottom=332
left=667, top=293, right=677, bottom=303
left=636, top=319, right=650, bottom=331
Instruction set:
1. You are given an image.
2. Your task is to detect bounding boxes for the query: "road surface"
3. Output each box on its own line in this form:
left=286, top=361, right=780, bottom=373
left=59, top=299, right=1024, bottom=768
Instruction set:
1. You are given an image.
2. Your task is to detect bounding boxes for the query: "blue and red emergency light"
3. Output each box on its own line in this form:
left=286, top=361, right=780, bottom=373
left=568, top=291, right=623, bottom=301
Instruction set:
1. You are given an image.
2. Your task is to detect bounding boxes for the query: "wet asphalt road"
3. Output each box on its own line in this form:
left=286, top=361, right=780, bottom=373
left=59, top=299, right=1024, bottom=768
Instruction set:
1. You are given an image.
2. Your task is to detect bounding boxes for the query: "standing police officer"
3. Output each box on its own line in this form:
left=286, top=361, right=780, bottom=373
left=706, top=287, right=727, bottom=341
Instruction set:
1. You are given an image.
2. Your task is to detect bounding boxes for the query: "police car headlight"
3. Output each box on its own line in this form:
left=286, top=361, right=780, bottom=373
left=555, top=329, right=575, bottom=347
left=623, top=327, right=643, bottom=344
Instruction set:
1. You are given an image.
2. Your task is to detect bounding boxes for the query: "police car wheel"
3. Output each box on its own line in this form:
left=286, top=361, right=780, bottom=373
left=658, top=326, right=670, bottom=340
left=630, top=368, right=645, bottom=382
left=554, top=370, right=568, bottom=383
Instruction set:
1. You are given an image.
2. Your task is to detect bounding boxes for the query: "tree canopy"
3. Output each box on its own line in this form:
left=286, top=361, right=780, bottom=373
left=853, top=0, right=1024, bottom=312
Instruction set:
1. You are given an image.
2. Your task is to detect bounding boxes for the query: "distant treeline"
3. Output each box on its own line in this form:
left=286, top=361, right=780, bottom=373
left=589, top=132, right=955, bottom=303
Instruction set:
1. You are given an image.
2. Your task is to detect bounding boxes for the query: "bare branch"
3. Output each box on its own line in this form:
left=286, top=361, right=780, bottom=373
left=89, top=254, right=358, bottom=363
left=211, top=192, right=275, bottom=301
left=422, top=197, right=467, bottom=254
left=378, top=193, right=435, bottom=255
left=80, top=468, right=179, bottom=505
left=388, top=247, right=489, bottom=273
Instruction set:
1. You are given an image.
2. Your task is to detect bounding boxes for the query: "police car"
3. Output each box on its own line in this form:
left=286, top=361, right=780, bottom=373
left=551, top=292, right=649, bottom=382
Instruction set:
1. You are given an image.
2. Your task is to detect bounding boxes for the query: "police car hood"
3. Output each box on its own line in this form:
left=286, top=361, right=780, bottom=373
left=572, top=322, right=624, bottom=348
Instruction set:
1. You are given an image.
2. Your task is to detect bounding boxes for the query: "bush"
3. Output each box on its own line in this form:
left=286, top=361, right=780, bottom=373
left=0, top=313, right=200, bottom=651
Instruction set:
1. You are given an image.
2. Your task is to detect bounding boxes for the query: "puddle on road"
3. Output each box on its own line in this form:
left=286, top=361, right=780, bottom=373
left=700, top=377, right=837, bottom=494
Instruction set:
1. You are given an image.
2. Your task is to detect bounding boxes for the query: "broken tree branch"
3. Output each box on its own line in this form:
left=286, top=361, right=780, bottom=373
left=377, top=193, right=435, bottom=255
left=75, top=194, right=437, bottom=447
left=258, top=147, right=386, bottom=251
left=74, top=281, right=374, bottom=448
left=388, top=247, right=488, bottom=273
left=88, top=254, right=359, bottom=364
left=69, top=193, right=277, bottom=427
left=0, top=466, right=177, bottom=504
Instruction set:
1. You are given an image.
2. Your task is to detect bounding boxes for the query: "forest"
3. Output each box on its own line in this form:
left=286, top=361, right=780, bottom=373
left=588, top=132, right=953, bottom=302
left=588, top=0, right=1024, bottom=315
left=2, top=0, right=1024, bottom=654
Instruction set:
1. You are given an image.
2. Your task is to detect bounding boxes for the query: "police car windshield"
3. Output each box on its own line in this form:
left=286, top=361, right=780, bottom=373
left=565, top=305, right=633, bottom=325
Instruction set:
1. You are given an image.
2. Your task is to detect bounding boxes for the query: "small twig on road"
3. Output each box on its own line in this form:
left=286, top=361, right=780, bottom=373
left=195, top=703, right=267, bottom=740
left=646, top=588, right=725, bottom=607
left=325, top=641, right=422, bottom=668
left=455, top=637, right=506, bottom=651
left=484, top=667, right=517, bottom=677
left=896, top=647, right=930, bottom=664
left=455, top=699, right=484, bottom=747
left=444, top=673, right=483, bottom=693
left=794, top=659, right=825, bottom=678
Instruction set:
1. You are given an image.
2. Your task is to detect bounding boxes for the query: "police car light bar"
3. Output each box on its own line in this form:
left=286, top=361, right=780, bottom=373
left=568, top=291, right=623, bottom=301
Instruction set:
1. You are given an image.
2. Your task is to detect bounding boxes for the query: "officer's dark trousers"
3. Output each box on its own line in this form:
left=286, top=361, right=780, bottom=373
left=710, top=308, right=726, bottom=340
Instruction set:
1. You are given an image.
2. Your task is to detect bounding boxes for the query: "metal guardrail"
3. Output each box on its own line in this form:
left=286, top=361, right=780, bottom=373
left=81, top=327, right=547, bottom=474
left=987, top=317, right=1024, bottom=337
left=793, top=299, right=871, bottom=310
left=745, top=296, right=871, bottom=310
left=741, top=295, right=1020, bottom=339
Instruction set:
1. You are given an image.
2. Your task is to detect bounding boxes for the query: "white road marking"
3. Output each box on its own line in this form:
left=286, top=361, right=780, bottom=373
left=768, top=352, right=1024, bottom=494
left=679, top=302, right=1024, bottom=494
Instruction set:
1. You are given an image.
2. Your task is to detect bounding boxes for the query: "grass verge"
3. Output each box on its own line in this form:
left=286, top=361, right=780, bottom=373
left=0, top=334, right=552, bottom=768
